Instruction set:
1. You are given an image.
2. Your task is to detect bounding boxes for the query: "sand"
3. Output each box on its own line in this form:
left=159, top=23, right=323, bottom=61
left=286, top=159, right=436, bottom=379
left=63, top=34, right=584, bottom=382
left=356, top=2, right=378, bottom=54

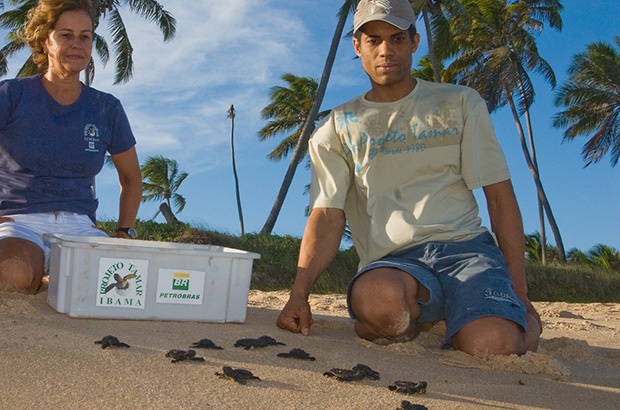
left=1, top=289, right=618, bottom=409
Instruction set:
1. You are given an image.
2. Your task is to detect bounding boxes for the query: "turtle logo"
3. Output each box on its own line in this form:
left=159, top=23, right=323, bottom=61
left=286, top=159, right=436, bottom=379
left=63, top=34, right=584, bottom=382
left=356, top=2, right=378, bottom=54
left=83, top=123, right=100, bottom=152
left=84, top=123, right=99, bottom=138
left=105, top=273, right=137, bottom=293
left=97, top=258, right=147, bottom=309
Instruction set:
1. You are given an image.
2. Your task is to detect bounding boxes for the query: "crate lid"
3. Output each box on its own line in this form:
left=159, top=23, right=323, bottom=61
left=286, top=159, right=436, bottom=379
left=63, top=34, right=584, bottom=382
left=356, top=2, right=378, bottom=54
left=44, top=234, right=260, bottom=259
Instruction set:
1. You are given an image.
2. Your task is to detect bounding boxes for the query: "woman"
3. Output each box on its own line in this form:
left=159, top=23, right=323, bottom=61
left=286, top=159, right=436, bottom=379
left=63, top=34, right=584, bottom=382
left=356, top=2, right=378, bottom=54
left=0, top=0, right=142, bottom=293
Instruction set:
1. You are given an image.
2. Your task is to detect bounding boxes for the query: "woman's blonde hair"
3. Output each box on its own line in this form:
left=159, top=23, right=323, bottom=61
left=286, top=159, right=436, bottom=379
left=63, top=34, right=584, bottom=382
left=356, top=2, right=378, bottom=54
left=23, top=0, right=94, bottom=70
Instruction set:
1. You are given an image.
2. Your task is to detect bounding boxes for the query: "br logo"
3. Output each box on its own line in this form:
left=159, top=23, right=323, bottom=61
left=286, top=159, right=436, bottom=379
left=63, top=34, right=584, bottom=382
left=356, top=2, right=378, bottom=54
left=172, top=273, right=190, bottom=291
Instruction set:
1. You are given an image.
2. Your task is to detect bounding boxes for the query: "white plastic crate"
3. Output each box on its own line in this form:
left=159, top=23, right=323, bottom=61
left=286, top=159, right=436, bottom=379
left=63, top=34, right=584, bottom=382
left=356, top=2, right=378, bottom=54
left=46, top=234, right=260, bottom=322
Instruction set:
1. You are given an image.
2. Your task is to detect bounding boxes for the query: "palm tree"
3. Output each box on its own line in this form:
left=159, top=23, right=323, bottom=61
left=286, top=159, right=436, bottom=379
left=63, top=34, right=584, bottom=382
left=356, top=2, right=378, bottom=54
left=228, top=104, right=245, bottom=236
left=553, top=36, right=620, bottom=167
left=258, top=73, right=329, bottom=161
left=258, top=73, right=330, bottom=233
left=411, top=0, right=470, bottom=83
left=588, top=244, right=620, bottom=270
left=587, top=244, right=620, bottom=271
left=0, top=0, right=176, bottom=84
left=568, top=244, right=620, bottom=271
left=525, top=231, right=558, bottom=263
left=524, top=232, right=543, bottom=262
left=260, top=0, right=358, bottom=234
left=141, top=155, right=188, bottom=221
left=567, top=248, right=590, bottom=265
left=443, top=0, right=566, bottom=262
left=411, top=54, right=444, bottom=82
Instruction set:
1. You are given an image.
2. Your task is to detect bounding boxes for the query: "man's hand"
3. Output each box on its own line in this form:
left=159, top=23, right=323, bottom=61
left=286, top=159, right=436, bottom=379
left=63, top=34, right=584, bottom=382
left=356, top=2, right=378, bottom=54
left=523, top=297, right=543, bottom=335
left=276, top=208, right=344, bottom=336
left=276, top=296, right=314, bottom=336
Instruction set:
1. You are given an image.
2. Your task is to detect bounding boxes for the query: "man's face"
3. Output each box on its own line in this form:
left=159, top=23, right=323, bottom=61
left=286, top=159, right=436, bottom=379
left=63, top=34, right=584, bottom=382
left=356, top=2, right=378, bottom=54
left=353, top=21, right=419, bottom=96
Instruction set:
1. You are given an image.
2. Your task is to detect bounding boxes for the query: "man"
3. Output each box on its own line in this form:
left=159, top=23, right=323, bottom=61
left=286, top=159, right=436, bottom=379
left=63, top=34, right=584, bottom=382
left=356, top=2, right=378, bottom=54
left=276, top=0, right=541, bottom=356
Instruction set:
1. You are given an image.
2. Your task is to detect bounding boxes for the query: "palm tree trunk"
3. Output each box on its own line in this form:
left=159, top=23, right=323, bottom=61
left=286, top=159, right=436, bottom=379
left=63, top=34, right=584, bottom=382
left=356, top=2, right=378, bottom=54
left=523, top=109, right=546, bottom=264
left=507, top=97, right=566, bottom=262
left=421, top=7, right=442, bottom=83
left=261, top=5, right=349, bottom=234
left=517, top=78, right=547, bottom=264
left=228, top=105, right=245, bottom=236
left=159, top=203, right=178, bottom=224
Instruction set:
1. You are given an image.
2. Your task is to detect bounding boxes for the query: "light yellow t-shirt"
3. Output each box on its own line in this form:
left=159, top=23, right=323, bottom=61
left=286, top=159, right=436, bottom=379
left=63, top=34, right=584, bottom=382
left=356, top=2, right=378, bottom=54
left=309, top=79, right=510, bottom=268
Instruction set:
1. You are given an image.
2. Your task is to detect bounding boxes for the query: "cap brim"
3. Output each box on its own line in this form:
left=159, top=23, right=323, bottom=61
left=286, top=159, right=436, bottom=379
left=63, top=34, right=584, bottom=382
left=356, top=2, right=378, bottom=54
left=355, top=14, right=414, bottom=33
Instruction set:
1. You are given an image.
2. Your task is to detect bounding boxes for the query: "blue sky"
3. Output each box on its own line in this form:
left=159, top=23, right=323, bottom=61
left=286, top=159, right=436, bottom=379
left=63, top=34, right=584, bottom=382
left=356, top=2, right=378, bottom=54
left=3, top=0, right=618, bottom=252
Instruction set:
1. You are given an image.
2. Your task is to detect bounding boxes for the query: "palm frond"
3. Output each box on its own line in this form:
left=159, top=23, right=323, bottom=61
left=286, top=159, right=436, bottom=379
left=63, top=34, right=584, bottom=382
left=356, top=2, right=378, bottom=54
left=107, top=9, right=133, bottom=84
left=126, top=0, right=176, bottom=41
left=553, top=36, right=620, bottom=166
left=258, top=73, right=322, bottom=161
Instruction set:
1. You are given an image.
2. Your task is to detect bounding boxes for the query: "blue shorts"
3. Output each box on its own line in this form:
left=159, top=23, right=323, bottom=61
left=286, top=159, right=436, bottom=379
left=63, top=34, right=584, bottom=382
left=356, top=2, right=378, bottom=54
left=347, top=232, right=527, bottom=348
left=0, top=212, right=108, bottom=271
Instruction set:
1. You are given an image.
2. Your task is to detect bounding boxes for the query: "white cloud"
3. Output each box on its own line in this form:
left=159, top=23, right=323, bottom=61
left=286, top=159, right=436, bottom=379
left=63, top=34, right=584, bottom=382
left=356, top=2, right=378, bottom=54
left=89, top=0, right=322, bottom=176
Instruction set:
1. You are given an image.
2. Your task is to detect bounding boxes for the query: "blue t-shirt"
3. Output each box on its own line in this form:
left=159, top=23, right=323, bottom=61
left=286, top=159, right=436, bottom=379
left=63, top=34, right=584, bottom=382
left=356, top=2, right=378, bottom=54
left=0, top=74, right=136, bottom=222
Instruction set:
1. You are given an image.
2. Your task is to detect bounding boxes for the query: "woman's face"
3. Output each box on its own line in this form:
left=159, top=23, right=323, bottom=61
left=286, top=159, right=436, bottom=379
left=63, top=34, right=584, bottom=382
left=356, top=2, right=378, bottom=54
left=43, top=10, right=93, bottom=77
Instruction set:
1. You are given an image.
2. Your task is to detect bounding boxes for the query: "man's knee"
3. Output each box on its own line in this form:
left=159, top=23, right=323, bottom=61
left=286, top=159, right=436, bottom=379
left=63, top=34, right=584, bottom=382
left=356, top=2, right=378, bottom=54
left=354, top=310, right=417, bottom=344
left=452, top=317, right=528, bottom=356
left=350, top=267, right=427, bottom=343
left=351, top=267, right=423, bottom=313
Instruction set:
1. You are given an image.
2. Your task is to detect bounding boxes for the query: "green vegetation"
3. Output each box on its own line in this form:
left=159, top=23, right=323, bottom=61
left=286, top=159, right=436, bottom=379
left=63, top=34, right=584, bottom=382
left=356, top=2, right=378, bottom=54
left=98, top=220, right=620, bottom=303
left=526, top=262, right=620, bottom=303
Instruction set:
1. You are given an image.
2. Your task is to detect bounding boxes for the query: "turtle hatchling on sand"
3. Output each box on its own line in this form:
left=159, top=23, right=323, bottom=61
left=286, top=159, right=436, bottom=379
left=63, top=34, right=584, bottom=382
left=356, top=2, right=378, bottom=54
left=397, top=400, right=429, bottom=410
left=165, top=349, right=205, bottom=363
left=323, top=364, right=381, bottom=382
left=215, top=366, right=261, bottom=385
left=388, top=380, right=428, bottom=395
left=190, top=338, right=223, bottom=350
left=277, top=348, right=316, bottom=361
left=94, top=335, right=130, bottom=349
left=234, top=335, right=286, bottom=350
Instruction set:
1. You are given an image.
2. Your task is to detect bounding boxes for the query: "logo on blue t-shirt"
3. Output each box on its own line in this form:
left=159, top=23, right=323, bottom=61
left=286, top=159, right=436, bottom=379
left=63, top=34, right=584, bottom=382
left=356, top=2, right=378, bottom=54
left=84, top=123, right=100, bottom=152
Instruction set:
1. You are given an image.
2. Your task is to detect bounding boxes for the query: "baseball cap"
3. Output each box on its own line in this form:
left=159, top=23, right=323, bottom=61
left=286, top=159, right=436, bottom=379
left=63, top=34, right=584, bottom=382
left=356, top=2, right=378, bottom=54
left=353, top=0, right=417, bottom=33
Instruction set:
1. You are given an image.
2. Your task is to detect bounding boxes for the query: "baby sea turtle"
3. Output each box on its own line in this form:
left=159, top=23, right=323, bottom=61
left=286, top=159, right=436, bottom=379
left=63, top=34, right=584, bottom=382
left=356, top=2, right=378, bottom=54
left=94, top=335, right=130, bottom=349
left=388, top=380, right=428, bottom=395
left=323, top=364, right=381, bottom=382
left=277, top=348, right=316, bottom=361
left=215, top=366, right=261, bottom=385
left=165, top=349, right=205, bottom=363
left=396, top=400, right=429, bottom=410
left=190, top=338, right=223, bottom=350
left=234, top=335, right=286, bottom=350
